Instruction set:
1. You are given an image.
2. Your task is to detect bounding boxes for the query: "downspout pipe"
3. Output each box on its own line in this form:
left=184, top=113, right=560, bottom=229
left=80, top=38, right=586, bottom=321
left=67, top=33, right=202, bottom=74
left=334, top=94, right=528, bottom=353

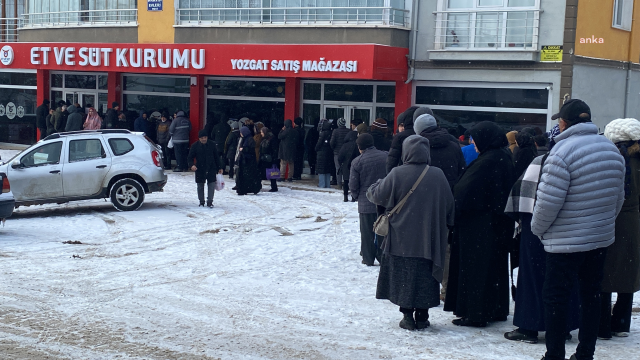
left=405, top=0, right=420, bottom=84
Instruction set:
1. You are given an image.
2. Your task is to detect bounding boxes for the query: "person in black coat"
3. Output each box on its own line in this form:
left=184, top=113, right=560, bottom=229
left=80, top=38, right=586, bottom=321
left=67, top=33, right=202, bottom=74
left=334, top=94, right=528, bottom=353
left=305, top=118, right=320, bottom=175
left=225, top=121, right=240, bottom=179
left=293, top=117, right=306, bottom=180
left=330, top=118, right=352, bottom=186
left=278, top=119, right=298, bottom=182
left=337, top=130, right=359, bottom=202
left=260, top=127, right=280, bottom=192
left=444, top=121, right=516, bottom=327
left=236, top=126, right=262, bottom=195
left=36, top=99, right=50, bottom=140
left=514, top=130, right=539, bottom=178
left=315, top=119, right=334, bottom=188
left=105, top=102, right=119, bottom=129
left=188, top=130, right=224, bottom=207
left=371, top=118, right=391, bottom=151
left=386, top=106, right=421, bottom=174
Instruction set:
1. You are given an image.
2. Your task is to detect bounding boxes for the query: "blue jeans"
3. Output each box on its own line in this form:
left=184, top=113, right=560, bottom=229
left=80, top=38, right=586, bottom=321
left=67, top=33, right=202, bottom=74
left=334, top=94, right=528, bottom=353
left=318, top=173, right=331, bottom=188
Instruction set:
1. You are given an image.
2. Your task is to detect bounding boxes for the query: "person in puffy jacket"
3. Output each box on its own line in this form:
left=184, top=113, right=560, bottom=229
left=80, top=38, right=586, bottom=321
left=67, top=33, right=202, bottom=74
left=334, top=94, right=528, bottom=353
left=315, top=119, right=334, bottom=188
left=531, top=99, right=625, bottom=360
left=386, top=106, right=421, bottom=174
left=156, top=112, right=173, bottom=169
left=278, top=119, right=298, bottom=182
left=65, top=105, right=83, bottom=132
left=330, top=118, right=351, bottom=186
left=169, top=110, right=192, bottom=172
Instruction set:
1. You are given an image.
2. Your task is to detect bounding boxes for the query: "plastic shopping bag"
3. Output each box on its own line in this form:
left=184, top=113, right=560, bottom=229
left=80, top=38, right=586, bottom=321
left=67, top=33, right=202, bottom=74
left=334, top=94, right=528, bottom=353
left=215, top=173, right=225, bottom=191
left=266, top=166, right=280, bottom=180
left=167, top=137, right=174, bottom=149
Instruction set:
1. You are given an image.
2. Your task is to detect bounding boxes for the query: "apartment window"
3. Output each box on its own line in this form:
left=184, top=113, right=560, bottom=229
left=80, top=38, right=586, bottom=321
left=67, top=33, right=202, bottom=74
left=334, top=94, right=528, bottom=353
left=613, top=0, right=634, bottom=31
left=24, top=0, right=137, bottom=27
left=436, top=0, right=539, bottom=50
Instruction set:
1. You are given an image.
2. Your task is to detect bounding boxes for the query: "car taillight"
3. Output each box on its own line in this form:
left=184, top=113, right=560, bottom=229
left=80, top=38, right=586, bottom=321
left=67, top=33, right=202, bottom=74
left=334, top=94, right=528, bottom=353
left=2, top=177, right=9, bottom=193
left=151, top=150, right=161, bottom=167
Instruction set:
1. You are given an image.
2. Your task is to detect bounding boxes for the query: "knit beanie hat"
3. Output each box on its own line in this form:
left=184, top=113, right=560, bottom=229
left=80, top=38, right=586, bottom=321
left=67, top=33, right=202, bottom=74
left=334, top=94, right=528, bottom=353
left=605, top=118, right=640, bottom=143
left=198, top=129, right=208, bottom=138
left=356, top=133, right=374, bottom=150
left=413, top=114, right=438, bottom=135
left=112, top=102, right=119, bottom=108
left=356, top=123, right=369, bottom=135
left=337, top=117, right=346, bottom=127
left=371, top=118, right=387, bottom=131
left=413, top=106, right=434, bottom=123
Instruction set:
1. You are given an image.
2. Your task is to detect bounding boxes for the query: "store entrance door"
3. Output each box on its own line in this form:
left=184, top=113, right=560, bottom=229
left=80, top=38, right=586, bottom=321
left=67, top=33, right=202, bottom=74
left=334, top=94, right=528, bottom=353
left=64, top=91, right=97, bottom=111
left=323, top=105, right=372, bottom=128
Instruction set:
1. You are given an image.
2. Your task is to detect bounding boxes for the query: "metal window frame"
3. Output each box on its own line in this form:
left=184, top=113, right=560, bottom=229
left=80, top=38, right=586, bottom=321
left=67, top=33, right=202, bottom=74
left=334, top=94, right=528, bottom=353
left=412, top=80, right=554, bottom=129
left=0, top=69, right=38, bottom=90
left=121, top=73, right=192, bottom=97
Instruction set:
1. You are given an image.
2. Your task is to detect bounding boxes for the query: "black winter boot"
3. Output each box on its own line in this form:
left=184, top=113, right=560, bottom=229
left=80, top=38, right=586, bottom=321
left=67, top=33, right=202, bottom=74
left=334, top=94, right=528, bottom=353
left=399, top=313, right=416, bottom=331
left=206, top=201, right=213, bottom=208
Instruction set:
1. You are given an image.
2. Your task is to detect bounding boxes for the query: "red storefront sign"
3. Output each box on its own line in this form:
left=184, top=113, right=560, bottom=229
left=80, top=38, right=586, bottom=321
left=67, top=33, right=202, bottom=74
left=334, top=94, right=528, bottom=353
left=0, top=43, right=408, bottom=81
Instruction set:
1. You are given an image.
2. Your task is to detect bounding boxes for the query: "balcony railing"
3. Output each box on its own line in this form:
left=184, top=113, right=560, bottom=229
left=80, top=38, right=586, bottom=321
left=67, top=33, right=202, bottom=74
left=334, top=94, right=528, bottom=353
left=434, top=9, right=540, bottom=50
left=0, top=18, right=19, bottom=42
left=20, top=9, right=138, bottom=28
left=176, top=7, right=410, bottom=28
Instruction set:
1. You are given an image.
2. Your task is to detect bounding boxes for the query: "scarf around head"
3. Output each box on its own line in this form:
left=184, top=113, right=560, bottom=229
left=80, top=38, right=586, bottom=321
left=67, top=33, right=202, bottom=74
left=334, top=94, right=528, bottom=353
left=504, top=155, right=545, bottom=219
left=84, top=109, right=102, bottom=130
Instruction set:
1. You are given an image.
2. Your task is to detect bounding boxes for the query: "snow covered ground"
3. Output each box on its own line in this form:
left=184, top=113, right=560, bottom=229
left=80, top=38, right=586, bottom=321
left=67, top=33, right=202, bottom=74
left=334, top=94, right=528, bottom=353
left=0, top=148, right=638, bottom=360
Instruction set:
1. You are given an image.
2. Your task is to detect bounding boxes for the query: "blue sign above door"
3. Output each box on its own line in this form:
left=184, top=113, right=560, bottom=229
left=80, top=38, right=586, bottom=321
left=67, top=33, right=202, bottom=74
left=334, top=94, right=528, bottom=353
left=148, top=0, right=163, bottom=11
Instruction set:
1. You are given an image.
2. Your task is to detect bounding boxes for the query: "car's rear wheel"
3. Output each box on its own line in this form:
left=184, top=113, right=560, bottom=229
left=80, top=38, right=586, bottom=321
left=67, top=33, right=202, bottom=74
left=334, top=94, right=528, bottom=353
left=110, top=178, right=145, bottom=211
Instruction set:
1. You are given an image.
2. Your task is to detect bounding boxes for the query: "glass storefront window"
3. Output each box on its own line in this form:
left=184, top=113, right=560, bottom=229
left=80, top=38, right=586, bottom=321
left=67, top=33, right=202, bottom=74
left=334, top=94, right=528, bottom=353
left=207, top=79, right=285, bottom=98
left=375, top=107, right=395, bottom=128
left=207, top=98, right=285, bottom=129
left=51, top=74, right=63, bottom=88
left=416, top=86, right=549, bottom=109
left=376, top=85, right=396, bottom=104
left=302, top=103, right=321, bottom=127
left=0, top=73, right=37, bottom=87
left=99, top=93, right=109, bottom=116
left=0, top=88, right=37, bottom=145
left=303, top=83, right=321, bottom=100
left=65, top=74, right=97, bottom=90
left=324, top=84, right=373, bottom=102
left=51, top=91, right=63, bottom=105
left=124, top=76, right=190, bottom=94
left=124, top=94, right=190, bottom=116
left=432, top=109, right=546, bottom=137
left=98, top=75, right=108, bottom=90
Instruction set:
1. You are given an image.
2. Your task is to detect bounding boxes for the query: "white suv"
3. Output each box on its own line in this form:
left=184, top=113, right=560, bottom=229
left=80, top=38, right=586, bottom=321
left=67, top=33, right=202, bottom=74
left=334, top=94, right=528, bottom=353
left=0, top=130, right=168, bottom=211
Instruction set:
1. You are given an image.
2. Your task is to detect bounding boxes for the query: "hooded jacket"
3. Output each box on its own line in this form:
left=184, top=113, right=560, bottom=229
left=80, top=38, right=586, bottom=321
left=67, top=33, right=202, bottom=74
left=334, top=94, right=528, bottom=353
left=105, top=107, right=118, bottom=129
left=278, top=119, right=299, bottom=162
left=531, top=122, right=625, bottom=253
left=349, top=144, right=388, bottom=214
left=330, top=125, right=352, bottom=155
left=337, top=131, right=359, bottom=180
left=367, top=135, right=454, bottom=283
left=169, top=111, right=192, bottom=144
left=134, top=112, right=147, bottom=133
left=386, top=106, right=419, bottom=174
left=315, top=120, right=334, bottom=174
left=65, top=105, right=83, bottom=132
left=419, top=126, right=466, bottom=189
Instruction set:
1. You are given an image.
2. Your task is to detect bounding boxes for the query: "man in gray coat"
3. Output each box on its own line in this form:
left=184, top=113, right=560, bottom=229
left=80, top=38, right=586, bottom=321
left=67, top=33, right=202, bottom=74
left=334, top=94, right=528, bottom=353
left=531, top=99, right=625, bottom=360
left=350, top=133, right=388, bottom=266
left=169, top=110, right=192, bottom=172
left=65, top=105, right=83, bottom=132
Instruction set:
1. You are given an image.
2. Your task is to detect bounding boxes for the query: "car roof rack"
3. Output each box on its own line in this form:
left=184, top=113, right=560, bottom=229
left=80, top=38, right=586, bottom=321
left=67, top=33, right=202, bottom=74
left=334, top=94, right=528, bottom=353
left=42, top=129, right=132, bottom=141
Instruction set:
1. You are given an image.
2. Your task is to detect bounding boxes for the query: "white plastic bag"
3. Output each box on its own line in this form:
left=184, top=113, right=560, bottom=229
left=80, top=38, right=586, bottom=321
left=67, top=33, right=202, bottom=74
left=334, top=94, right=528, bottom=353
left=215, top=173, right=225, bottom=191
left=167, top=137, right=174, bottom=149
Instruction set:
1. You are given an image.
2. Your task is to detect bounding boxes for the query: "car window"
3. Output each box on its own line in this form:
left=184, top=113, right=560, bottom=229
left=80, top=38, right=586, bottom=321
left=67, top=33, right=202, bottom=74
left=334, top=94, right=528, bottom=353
left=21, top=142, right=63, bottom=167
left=108, top=138, right=134, bottom=156
left=69, top=139, right=106, bottom=162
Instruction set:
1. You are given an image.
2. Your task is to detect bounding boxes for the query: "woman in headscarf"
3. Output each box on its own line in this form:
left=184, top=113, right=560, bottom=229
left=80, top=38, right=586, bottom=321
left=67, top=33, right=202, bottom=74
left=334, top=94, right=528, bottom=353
left=367, top=135, right=454, bottom=330
left=444, top=121, right=516, bottom=327
left=599, top=118, right=640, bottom=339
left=235, top=126, right=262, bottom=195
left=506, top=130, right=518, bottom=154
left=315, top=119, right=334, bottom=188
left=503, top=154, right=580, bottom=344
left=254, top=122, right=264, bottom=162
left=513, top=129, right=539, bottom=178
left=83, top=107, right=102, bottom=130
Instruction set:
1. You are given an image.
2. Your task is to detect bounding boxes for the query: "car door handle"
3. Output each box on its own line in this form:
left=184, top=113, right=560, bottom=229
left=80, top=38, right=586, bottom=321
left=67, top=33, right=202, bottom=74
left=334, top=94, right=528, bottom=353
left=50, top=170, right=60, bottom=174
left=96, top=165, right=107, bottom=169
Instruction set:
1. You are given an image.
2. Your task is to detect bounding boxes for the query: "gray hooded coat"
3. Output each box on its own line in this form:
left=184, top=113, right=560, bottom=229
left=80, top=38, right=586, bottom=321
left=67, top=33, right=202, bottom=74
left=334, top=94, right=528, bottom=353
left=531, top=122, right=625, bottom=253
left=65, top=105, right=83, bottom=132
left=367, top=135, right=454, bottom=282
left=169, top=111, right=192, bottom=144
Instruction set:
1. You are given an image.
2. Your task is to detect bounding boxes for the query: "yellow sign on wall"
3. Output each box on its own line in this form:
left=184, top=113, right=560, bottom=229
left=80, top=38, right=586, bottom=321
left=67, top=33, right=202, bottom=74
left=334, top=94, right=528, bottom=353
left=541, top=46, right=563, bottom=62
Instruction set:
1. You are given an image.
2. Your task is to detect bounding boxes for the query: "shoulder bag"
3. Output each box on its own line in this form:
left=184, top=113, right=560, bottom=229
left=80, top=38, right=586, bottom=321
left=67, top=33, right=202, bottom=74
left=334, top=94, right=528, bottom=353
left=373, top=165, right=430, bottom=236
